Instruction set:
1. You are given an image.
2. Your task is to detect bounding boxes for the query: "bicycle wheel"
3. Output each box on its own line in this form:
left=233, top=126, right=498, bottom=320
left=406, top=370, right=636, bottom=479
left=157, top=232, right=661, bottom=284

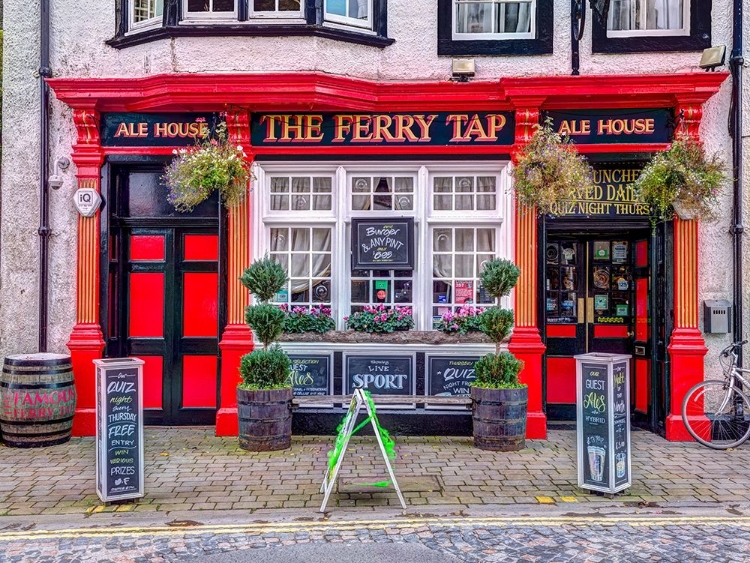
left=682, top=379, right=750, bottom=449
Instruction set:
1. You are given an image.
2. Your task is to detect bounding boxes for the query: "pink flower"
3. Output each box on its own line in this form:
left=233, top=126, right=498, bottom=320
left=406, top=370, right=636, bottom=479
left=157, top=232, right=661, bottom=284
left=343, top=316, right=349, bottom=321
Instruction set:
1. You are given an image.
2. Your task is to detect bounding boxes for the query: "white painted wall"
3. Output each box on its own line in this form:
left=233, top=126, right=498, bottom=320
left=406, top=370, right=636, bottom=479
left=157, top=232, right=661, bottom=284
left=0, top=0, right=743, bottom=384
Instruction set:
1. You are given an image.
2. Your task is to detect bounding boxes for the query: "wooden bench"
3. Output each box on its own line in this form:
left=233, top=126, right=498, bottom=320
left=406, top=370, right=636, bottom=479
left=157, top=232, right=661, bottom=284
left=293, top=395, right=472, bottom=409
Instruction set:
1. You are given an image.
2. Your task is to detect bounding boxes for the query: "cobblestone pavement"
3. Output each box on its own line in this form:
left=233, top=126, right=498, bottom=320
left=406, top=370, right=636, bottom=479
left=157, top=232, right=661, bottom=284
left=1, top=513, right=750, bottom=562
left=2, top=427, right=750, bottom=516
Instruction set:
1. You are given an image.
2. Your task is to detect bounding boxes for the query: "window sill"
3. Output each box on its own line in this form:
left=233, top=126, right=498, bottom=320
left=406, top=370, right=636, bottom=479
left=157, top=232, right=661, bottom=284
left=278, top=330, right=493, bottom=345
left=591, top=33, right=710, bottom=54
left=107, top=23, right=394, bottom=49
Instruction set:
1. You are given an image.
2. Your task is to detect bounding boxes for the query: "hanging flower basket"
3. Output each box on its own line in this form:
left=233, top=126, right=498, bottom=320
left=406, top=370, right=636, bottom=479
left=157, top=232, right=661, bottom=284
left=163, top=122, right=252, bottom=212
left=511, top=119, right=594, bottom=215
left=631, top=134, right=725, bottom=222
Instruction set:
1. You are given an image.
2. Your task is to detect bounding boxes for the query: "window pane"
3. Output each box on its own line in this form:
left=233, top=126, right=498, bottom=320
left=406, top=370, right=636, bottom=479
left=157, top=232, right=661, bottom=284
left=395, top=195, right=413, bottom=210
left=351, top=280, right=369, bottom=303
left=456, top=177, right=473, bottom=192
left=188, top=0, right=207, bottom=11
left=291, top=228, right=310, bottom=251
left=455, top=229, right=474, bottom=252
left=373, top=177, right=392, bottom=210
left=434, top=177, right=453, bottom=193
left=279, top=0, right=300, bottom=9
left=313, top=195, right=332, bottom=210
left=353, top=177, right=370, bottom=192
left=314, top=177, right=332, bottom=192
left=477, top=176, right=496, bottom=192
left=394, top=280, right=412, bottom=303
left=395, top=177, right=414, bottom=193
left=477, top=194, right=496, bottom=210
left=271, top=253, right=288, bottom=270
left=271, top=195, right=288, bottom=210
left=497, top=2, right=532, bottom=33
left=327, top=0, right=347, bottom=16
left=455, top=2, right=494, bottom=33
left=434, top=229, right=452, bottom=252
left=434, top=255, right=452, bottom=277
left=349, top=0, right=369, bottom=19
left=271, top=228, right=288, bottom=251
left=352, top=195, right=370, bottom=210
left=271, top=177, right=289, bottom=193
left=254, top=0, right=274, bottom=9
left=312, top=280, right=330, bottom=302
left=456, top=195, right=474, bottom=210
left=608, top=0, right=684, bottom=30
left=477, top=229, right=495, bottom=252
left=291, top=177, right=310, bottom=192
left=292, top=194, right=310, bottom=210
left=434, top=195, right=452, bottom=210
left=291, top=253, right=309, bottom=277
left=313, top=228, right=331, bottom=251
left=213, top=0, right=235, bottom=11
left=456, top=256, right=474, bottom=277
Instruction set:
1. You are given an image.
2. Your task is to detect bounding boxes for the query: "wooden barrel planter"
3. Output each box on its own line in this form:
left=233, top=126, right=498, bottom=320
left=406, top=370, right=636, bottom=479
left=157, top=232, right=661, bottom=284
left=0, top=353, right=76, bottom=448
left=237, top=387, right=292, bottom=451
left=471, top=386, right=528, bottom=452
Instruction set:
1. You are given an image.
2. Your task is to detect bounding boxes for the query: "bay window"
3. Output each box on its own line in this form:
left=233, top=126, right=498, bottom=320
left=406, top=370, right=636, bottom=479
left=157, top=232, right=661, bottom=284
left=131, top=0, right=164, bottom=28
left=325, top=0, right=372, bottom=28
left=254, top=163, right=513, bottom=331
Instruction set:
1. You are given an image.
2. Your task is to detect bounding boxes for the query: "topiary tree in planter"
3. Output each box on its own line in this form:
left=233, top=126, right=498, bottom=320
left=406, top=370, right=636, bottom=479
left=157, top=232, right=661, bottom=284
left=237, top=256, right=292, bottom=451
left=472, top=258, right=527, bottom=452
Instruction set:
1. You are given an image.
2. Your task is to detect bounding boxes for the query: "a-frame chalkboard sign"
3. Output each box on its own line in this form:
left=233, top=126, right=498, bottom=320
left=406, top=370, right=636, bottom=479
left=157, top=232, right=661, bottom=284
left=319, top=389, right=406, bottom=512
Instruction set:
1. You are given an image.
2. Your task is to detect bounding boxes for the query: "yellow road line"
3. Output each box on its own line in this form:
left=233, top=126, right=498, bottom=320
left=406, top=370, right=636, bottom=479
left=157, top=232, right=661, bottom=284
left=0, top=515, right=748, bottom=541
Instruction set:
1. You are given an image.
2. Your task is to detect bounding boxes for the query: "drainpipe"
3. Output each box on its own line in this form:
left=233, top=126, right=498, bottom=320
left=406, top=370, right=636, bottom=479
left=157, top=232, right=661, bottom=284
left=730, top=0, right=744, bottom=364
left=38, top=0, right=51, bottom=352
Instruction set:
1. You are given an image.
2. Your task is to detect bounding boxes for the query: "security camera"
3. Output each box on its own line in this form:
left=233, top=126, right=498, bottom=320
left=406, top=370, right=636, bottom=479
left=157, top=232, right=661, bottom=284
left=48, top=175, right=64, bottom=190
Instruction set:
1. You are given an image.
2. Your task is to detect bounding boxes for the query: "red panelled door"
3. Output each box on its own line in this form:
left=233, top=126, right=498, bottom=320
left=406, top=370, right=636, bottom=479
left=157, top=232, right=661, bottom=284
left=107, top=166, right=222, bottom=425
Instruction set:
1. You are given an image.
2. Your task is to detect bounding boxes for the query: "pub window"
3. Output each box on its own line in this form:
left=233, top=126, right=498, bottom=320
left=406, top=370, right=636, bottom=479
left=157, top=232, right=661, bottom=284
left=269, top=176, right=334, bottom=213
left=607, top=0, right=689, bottom=37
left=437, top=0, right=552, bottom=56
left=432, top=175, right=497, bottom=212
left=250, top=0, right=304, bottom=18
left=453, top=0, right=535, bottom=40
left=591, top=0, right=710, bottom=53
left=183, top=0, right=238, bottom=20
left=131, top=0, right=164, bottom=28
left=351, top=176, right=414, bottom=212
left=324, top=0, right=373, bottom=29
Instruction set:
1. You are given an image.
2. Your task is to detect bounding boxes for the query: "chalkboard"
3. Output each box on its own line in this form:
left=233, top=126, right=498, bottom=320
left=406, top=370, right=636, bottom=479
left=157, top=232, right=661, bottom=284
left=351, top=218, right=414, bottom=270
left=95, top=359, right=144, bottom=502
left=345, top=356, right=414, bottom=396
left=612, top=362, right=629, bottom=487
left=288, top=355, right=331, bottom=397
left=427, top=356, right=479, bottom=396
left=581, top=362, right=609, bottom=488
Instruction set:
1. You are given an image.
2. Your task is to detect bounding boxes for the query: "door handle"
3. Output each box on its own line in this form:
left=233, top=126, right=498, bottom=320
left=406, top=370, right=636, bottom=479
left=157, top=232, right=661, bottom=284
left=627, top=331, right=634, bottom=338
left=577, top=298, right=585, bottom=324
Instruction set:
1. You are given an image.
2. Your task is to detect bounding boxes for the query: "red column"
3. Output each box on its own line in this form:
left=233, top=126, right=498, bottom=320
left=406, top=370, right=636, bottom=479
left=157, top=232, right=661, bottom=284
left=665, top=100, right=708, bottom=441
left=216, top=109, right=254, bottom=436
left=508, top=103, right=547, bottom=439
left=67, top=108, right=105, bottom=437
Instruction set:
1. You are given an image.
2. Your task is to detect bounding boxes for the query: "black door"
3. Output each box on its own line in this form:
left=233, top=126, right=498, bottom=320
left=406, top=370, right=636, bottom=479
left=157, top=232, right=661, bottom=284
left=104, top=165, right=223, bottom=425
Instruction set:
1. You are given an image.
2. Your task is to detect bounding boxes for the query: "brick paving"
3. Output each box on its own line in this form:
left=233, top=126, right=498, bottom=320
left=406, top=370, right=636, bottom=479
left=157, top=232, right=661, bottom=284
left=1, top=427, right=749, bottom=516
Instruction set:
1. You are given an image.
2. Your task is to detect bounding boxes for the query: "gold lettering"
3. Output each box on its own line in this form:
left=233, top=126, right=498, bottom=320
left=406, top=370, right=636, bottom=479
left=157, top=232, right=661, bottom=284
left=485, top=114, right=507, bottom=139
left=352, top=115, right=373, bottom=142
left=394, top=115, right=419, bottom=142
left=372, top=115, right=396, bottom=142
left=280, top=115, right=305, bottom=142
left=260, top=115, right=283, bottom=141
left=115, top=122, right=130, bottom=137
left=154, top=122, right=168, bottom=137
left=333, top=115, right=353, bottom=142
left=413, top=114, right=437, bottom=142
left=464, top=114, right=490, bottom=141
left=446, top=114, right=469, bottom=141
left=306, top=115, right=325, bottom=142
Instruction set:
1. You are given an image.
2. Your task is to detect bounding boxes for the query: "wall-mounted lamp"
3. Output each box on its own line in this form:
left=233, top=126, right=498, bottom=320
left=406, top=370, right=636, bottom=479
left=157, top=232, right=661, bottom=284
left=48, top=156, right=71, bottom=190
left=699, top=45, right=726, bottom=71
left=451, top=58, right=475, bottom=82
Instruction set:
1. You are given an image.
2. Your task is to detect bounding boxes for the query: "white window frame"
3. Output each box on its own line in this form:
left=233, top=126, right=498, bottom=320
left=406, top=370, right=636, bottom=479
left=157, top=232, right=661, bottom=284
left=182, top=0, right=239, bottom=22
left=264, top=173, right=337, bottom=218
left=452, top=0, right=536, bottom=41
left=253, top=161, right=513, bottom=332
left=130, top=0, right=164, bottom=31
left=324, top=0, right=373, bottom=30
left=606, top=0, right=690, bottom=38
left=249, top=0, right=304, bottom=19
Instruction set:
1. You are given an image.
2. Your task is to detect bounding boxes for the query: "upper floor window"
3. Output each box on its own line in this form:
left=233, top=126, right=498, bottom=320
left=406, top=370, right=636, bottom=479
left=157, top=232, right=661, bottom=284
left=324, top=0, right=372, bottom=29
left=453, top=0, right=535, bottom=40
left=437, top=0, right=551, bottom=56
left=183, top=0, right=239, bottom=20
left=132, top=0, right=164, bottom=28
left=251, top=0, right=304, bottom=18
left=592, top=0, right=709, bottom=53
left=607, top=0, right=688, bottom=37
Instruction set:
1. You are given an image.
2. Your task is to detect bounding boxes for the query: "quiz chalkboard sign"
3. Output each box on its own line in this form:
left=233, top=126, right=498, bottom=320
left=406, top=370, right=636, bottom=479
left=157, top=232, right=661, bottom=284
left=345, top=355, right=414, bottom=396
left=352, top=218, right=414, bottom=270
left=427, top=356, right=478, bottom=396
left=575, top=353, right=631, bottom=494
left=288, top=354, right=331, bottom=398
left=94, top=358, right=144, bottom=502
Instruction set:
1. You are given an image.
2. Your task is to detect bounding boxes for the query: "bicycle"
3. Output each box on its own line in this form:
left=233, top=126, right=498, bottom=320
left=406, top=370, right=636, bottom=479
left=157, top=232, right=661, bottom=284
left=682, top=340, right=750, bottom=449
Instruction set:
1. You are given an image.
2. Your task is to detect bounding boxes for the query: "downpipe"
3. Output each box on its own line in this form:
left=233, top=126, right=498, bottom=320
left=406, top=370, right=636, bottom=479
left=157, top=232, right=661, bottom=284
left=730, top=0, right=744, bottom=366
left=38, top=0, right=51, bottom=352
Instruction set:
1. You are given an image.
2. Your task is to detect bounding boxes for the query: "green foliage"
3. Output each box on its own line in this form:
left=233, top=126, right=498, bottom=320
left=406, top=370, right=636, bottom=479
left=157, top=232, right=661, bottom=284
left=164, top=122, right=251, bottom=212
left=480, top=258, right=520, bottom=303
left=473, top=352, right=525, bottom=389
left=345, top=305, right=414, bottom=334
left=480, top=308, right=514, bottom=353
left=435, top=306, right=485, bottom=334
left=239, top=256, right=288, bottom=302
left=238, top=346, right=291, bottom=390
left=245, top=303, right=285, bottom=350
left=512, top=119, right=594, bottom=215
left=631, top=134, right=725, bottom=222
left=282, top=305, right=335, bottom=334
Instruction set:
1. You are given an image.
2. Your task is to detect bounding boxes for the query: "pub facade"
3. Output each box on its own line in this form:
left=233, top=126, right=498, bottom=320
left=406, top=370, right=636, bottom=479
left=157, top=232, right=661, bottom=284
left=0, top=0, right=737, bottom=441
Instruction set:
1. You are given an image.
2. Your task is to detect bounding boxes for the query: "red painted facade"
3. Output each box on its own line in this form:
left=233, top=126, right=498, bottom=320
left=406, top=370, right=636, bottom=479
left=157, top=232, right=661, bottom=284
left=47, top=71, right=727, bottom=441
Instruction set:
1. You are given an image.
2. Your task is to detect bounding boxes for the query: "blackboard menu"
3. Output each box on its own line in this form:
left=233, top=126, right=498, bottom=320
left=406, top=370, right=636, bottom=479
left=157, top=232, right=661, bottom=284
left=95, top=359, right=144, bottom=502
left=613, top=362, right=629, bottom=487
left=345, top=356, right=414, bottom=395
left=351, top=218, right=414, bottom=270
left=581, top=363, right=609, bottom=488
left=427, top=356, right=478, bottom=396
left=288, top=355, right=331, bottom=397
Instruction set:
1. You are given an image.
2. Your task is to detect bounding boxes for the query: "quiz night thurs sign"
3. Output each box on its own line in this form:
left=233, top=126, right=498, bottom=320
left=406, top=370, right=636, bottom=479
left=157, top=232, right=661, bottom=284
left=250, top=112, right=515, bottom=146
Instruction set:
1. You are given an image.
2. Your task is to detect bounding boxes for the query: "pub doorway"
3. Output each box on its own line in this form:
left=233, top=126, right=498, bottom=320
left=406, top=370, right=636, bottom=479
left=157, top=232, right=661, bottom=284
left=541, top=224, right=667, bottom=434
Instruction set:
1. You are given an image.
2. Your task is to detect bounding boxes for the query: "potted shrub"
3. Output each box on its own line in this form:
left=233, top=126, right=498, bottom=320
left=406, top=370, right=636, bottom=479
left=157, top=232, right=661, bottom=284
left=631, top=134, right=725, bottom=222
left=471, top=258, right=527, bottom=451
left=163, top=121, right=251, bottom=212
left=237, top=256, right=292, bottom=451
left=344, top=305, right=414, bottom=333
left=512, top=119, right=594, bottom=215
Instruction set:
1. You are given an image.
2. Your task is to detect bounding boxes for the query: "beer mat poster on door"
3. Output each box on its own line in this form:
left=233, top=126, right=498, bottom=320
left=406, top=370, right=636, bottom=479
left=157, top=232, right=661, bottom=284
left=345, top=355, right=414, bottom=397
left=351, top=218, right=414, bottom=270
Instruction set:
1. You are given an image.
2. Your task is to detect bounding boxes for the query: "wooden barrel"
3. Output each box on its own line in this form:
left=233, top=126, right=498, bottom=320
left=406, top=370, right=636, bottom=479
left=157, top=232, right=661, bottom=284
left=0, top=353, right=76, bottom=448
left=237, top=387, right=292, bottom=451
left=471, top=386, right=527, bottom=451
